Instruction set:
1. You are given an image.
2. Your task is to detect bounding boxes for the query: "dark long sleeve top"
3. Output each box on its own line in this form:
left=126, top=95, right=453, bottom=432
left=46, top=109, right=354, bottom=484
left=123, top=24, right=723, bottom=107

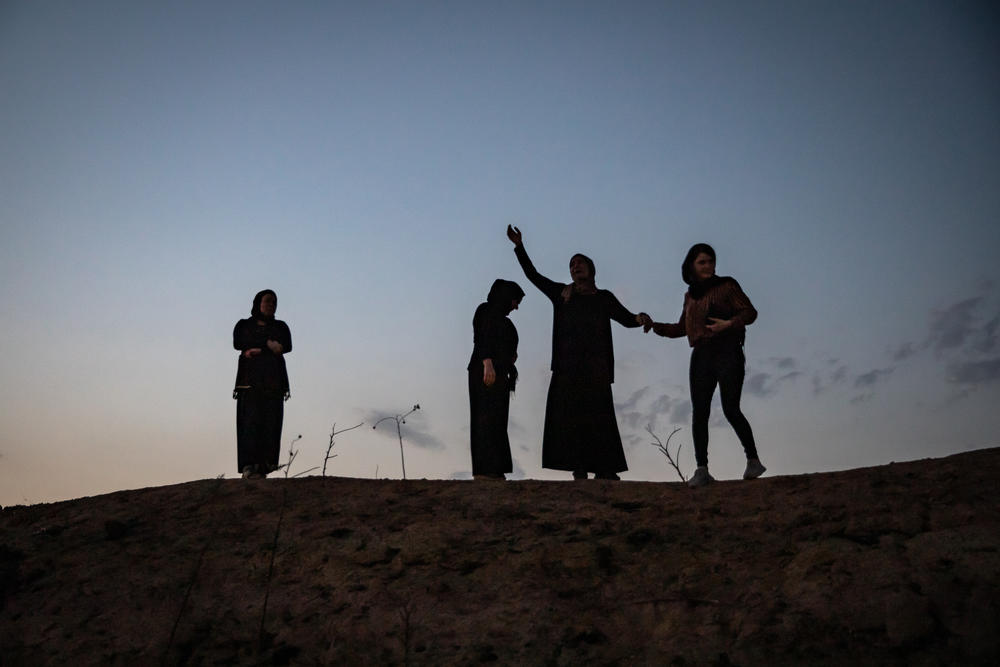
left=233, top=318, right=292, bottom=394
left=514, top=244, right=640, bottom=383
left=652, top=277, right=757, bottom=347
left=467, top=302, right=519, bottom=374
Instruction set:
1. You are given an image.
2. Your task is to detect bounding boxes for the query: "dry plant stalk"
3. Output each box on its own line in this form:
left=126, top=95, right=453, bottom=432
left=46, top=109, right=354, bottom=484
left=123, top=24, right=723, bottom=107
left=278, top=434, right=303, bottom=478
left=647, top=424, right=687, bottom=482
left=373, top=404, right=420, bottom=480
left=322, top=421, right=364, bottom=476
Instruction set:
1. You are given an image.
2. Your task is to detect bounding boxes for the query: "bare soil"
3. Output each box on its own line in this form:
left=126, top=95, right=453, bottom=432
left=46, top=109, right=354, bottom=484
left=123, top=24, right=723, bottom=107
left=2, top=448, right=998, bottom=665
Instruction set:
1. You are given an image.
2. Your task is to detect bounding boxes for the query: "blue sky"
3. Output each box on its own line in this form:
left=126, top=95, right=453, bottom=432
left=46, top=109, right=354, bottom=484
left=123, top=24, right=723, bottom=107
left=1, top=1, right=998, bottom=505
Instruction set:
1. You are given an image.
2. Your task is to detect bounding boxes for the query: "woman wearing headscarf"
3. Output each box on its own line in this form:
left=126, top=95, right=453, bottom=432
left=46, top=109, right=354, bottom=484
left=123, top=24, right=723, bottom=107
left=468, top=279, right=526, bottom=480
left=645, top=244, right=765, bottom=487
left=233, top=289, right=292, bottom=479
left=507, top=225, right=652, bottom=480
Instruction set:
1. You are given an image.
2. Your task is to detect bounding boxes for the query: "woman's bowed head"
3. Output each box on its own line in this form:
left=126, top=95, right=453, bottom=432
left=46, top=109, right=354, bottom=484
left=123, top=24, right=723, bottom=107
left=468, top=278, right=524, bottom=480
left=482, top=279, right=525, bottom=388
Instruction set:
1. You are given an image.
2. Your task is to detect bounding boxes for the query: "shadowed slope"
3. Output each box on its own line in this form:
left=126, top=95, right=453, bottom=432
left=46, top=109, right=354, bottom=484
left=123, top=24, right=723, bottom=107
left=2, top=448, right=998, bottom=665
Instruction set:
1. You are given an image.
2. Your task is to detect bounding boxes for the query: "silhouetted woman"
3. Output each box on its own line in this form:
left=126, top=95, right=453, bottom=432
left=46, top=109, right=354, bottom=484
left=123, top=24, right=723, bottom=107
left=233, top=289, right=292, bottom=479
left=468, top=279, right=526, bottom=480
left=508, top=225, right=651, bottom=480
left=646, top=244, right=764, bottom=487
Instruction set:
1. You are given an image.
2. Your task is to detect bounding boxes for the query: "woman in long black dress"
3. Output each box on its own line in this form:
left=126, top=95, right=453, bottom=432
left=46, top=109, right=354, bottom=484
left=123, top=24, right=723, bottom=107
left=507, top=226, right=651, bottom=480
left=468, top=279, right=525, bottom=480
left=645, top=244, right=764, bottom=487
left=233, top=289, right=292, bottom=479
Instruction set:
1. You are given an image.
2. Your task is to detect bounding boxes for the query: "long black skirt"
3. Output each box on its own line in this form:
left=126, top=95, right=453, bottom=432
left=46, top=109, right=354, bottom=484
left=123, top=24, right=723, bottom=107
left=468, top=369, right=513, bottom=475
left=542, top=372, right=628, bottom=473
left=236, top=389, right=284, bottom=474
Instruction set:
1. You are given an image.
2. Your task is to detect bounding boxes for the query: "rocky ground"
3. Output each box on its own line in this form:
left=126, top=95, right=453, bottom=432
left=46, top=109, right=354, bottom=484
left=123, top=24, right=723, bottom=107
left=2, top=448, right=999, bottom=665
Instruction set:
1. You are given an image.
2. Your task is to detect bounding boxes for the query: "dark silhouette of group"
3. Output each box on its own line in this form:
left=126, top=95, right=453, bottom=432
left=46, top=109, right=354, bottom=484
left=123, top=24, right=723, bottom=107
left=233, top=228, right=765, bottom=487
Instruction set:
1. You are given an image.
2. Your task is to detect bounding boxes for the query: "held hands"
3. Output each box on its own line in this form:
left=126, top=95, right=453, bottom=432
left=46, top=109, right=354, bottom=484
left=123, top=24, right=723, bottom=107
left=266, top=339, right=284, bottom=355
left=636, top=312, right=653, bottom=329
left=506, top=225, right=523, bottom=247
left=483, top=359, right=496, bottom=387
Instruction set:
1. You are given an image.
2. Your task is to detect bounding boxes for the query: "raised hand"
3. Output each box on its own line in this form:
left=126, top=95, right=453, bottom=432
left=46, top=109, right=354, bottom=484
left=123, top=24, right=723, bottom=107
left=506, top=225, right=523, bottom=247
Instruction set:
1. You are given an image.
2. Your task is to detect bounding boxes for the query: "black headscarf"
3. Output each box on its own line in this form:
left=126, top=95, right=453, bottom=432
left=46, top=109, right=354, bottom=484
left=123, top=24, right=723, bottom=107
left=486, top=279, right=525, bottom=311
left=251, top=289, right=277, bottom=322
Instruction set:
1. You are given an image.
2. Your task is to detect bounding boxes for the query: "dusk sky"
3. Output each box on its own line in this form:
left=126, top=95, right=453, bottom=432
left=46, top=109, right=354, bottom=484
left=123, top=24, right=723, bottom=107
left=2, top=1, right=998, bottom=506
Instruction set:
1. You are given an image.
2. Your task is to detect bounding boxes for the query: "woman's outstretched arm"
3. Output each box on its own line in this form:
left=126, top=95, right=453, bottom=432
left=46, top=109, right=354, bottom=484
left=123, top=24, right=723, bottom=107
left=647, top=302, right=687, bottom=338
left=606, top=292, right=652, bottom=329
left=507, top=225, right=563, bottom=302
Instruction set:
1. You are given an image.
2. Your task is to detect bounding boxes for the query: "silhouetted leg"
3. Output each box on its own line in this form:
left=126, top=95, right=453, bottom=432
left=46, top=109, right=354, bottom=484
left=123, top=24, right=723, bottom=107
left=260, top=393, right=284, bottom=474
left=718, top=347, right=758, bottom=461
left=469, top=370, right=513, bottom=475
left=689, top=348, right=717, bottom=468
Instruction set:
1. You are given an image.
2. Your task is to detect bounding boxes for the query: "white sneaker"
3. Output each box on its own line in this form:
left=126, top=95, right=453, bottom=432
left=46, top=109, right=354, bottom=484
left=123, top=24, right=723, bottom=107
left=688, top=466, right=714, bottom=488
left=743, top=459, right=766, bottom=480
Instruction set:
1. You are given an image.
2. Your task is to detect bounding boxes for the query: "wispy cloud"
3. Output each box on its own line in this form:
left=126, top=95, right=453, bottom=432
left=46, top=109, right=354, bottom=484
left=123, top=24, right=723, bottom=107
left=855, top=367, right=894, bottom=388
left=746, top=371, right=802, bottom=397
left=947, top=358, right=1000, bottom=386
left=889, top=342, right=917, bottom=362
left=975, top=315, right=999, bottom=355
left=927, top=297, right=981, bottom=354
left=769, top=357, right=797, bottom=369
left=363, top=409, right=445, bottom=450
left=616, top=386, right=650, bottom=412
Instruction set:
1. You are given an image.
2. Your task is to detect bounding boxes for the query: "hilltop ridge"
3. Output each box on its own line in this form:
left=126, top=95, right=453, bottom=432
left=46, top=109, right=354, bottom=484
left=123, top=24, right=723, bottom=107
left=2, top=448, right=999, bottom=665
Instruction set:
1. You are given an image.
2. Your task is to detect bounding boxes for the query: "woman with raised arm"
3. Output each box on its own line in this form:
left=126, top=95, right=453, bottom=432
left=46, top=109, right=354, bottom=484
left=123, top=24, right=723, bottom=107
left=507, top=225, right=651, bottom=480
left=233, top=289, right=292, bottom=479
left=645, top=244, right=764, bottom=487
left=468, top=279, right=525, bottom=480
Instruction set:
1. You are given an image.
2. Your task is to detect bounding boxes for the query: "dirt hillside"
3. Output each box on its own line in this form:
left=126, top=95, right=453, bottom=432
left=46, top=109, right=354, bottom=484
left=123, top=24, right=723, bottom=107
left=2, top=448, right=998, bottom=665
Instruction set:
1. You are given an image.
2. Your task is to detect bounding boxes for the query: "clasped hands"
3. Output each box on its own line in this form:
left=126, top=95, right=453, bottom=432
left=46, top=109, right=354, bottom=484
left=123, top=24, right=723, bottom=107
left=243, top=339, right=284, bottom=358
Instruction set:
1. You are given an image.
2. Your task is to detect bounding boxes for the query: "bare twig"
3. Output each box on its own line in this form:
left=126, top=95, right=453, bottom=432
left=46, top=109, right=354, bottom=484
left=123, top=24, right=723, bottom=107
left=322, top=421, right=364, bottom=476
left=278, top=434, right=303, bottom=479
left=647, top=425, right=687, bottom=482
left=373, top=404, right=420, bottom=479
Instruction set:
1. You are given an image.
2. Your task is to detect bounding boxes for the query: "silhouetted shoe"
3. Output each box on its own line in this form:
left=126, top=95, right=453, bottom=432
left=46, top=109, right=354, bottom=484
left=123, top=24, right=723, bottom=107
left=595, top=472, right=620, bottom=481
left=473, top=473, right=506, bottom=481
left=743, top=459, right=766, bottom=480
left=688, top=466, right=715, bottom=488
left=572, top=471, right=589, bottom=480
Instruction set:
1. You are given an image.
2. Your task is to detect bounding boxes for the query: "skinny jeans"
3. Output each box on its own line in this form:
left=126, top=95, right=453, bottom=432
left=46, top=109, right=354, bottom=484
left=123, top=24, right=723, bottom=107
left=690, top=340, right=758, bottom=468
